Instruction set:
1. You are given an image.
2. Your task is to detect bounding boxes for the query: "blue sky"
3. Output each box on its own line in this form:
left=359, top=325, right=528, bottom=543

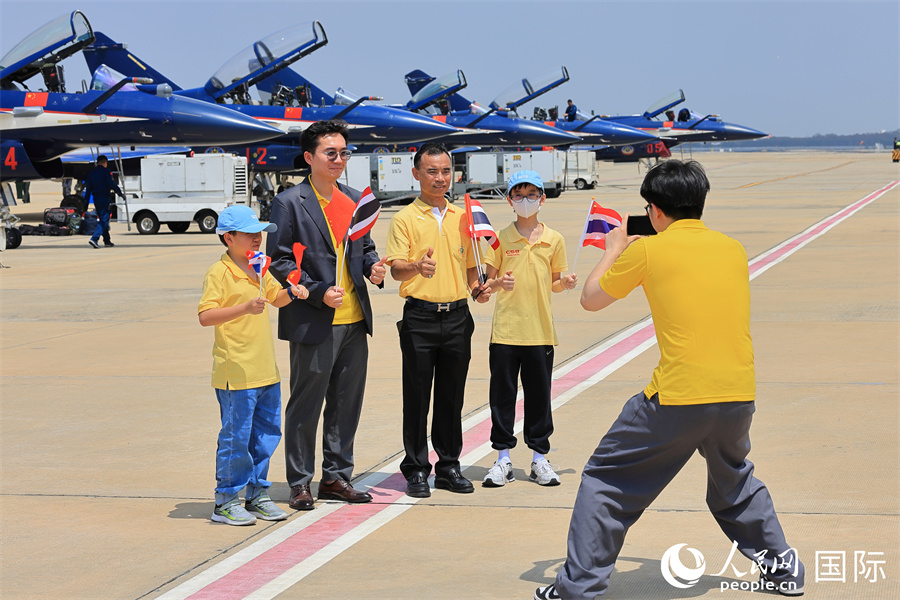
left=2, top=0, right=897, bottom=138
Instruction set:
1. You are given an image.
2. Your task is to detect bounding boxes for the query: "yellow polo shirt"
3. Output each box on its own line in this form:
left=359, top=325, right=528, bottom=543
left=384, top=198, right=475, bottom=302
left=485, top=222, right=567, bottom=345
left=311, top=182, right=364, bottom=325
left=599, top=219, right=755, bottom=406
left=198, top=253, right=282, bottom=391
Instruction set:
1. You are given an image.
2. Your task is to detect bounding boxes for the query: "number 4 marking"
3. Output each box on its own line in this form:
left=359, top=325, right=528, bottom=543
left=5, top=146, right=17, bottom=170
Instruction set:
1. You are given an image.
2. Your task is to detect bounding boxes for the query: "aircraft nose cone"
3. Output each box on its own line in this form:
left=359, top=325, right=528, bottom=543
left=517, top=121, right=582, bottom=146
left=720, top=123, right=767, bottom=141
left=388, top=110, right=460, bottom=142
left=170, top=97, right=282, bottom=145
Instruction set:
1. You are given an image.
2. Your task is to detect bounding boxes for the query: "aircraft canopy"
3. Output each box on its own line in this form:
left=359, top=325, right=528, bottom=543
left=643, top=89, right=686, bottom=119
left=89, top=64, right=138, bottom=92
left=490, top=67, right=569, bottom=111
left=0, top=11, right=94, bottom=84
left=206, top=21, right=326, bottom=100
left=407, top=70, right=466, bottom=111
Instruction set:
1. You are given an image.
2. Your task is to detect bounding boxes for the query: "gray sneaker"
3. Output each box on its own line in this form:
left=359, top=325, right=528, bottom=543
left=245, top=491, right=288, bottom=521
left=212, top=498, right=257, bottom=526
left=482, top=459, right=515, bottom=487
left=530, top=458, right=561, bottom=486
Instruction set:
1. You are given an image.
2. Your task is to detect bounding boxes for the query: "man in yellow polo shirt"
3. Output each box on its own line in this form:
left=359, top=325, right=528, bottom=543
left=536, top=160, right=804, bottom=600
left=385, top=142, right=491, bottom=498
left=267, top=120, right=386, bottom=511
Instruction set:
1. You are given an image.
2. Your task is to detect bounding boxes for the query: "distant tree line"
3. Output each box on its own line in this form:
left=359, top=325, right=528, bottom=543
left=724, top=129, right=900, bottom=148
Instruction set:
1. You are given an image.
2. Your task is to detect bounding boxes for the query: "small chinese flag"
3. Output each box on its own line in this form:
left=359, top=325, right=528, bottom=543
left=287, top=242, right=306, bottom=285
left=323, top=186, right=356, bottom=244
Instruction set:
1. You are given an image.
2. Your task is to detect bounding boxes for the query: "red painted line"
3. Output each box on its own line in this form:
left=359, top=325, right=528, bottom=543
left=181, top=182, right=897, bottom=599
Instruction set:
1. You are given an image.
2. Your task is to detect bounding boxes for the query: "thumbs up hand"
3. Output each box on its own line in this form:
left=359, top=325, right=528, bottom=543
left=370, top=256, right=388, bottom=285
left=499, top=270, right=515, bottom=291
left=418, top=246, right=436, bottom=279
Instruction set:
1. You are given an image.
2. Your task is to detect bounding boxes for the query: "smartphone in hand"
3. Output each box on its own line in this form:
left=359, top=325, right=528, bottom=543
left=626, top=215, right=657, bottom=236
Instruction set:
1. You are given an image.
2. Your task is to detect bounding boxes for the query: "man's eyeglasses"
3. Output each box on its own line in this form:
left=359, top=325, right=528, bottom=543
left=644, top=204, right=652, bottom=215
left=511, top=193, right=541, bottom=202
left=319, top=149, right=352, bottom=161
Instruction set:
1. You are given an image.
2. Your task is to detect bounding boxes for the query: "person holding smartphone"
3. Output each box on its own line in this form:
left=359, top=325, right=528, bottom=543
left=536, top=160, right=804, bottom=600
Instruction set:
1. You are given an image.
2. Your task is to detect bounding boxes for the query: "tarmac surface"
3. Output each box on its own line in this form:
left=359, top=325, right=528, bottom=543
left=1, top=151, right=898, bottom=600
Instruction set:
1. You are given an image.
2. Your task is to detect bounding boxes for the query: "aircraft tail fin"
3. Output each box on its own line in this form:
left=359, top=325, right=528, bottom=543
left=404, top=70, right=434, bottom=96
left=83, top=32, right=183, bottom=91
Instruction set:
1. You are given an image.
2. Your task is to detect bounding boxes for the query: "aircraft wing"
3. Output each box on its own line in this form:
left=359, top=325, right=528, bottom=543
left=60, top=146, right=192, bottom=163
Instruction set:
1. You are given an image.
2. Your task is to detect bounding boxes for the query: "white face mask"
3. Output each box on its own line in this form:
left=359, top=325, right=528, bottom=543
left=513, top=198, right=541, bottom=218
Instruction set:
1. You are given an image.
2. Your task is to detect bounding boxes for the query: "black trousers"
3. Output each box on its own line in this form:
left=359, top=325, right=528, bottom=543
left=488, top=343, right=554, bottom=455
left=398, top=303, right=474, bottom=479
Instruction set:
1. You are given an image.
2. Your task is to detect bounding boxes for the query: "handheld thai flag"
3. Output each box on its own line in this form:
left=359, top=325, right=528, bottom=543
left=579, top=201, right=622, bottom=250
left=246, top=251, right=271, bottom=297
left=463, top=193, right=500, bottom=250
left=347, top=186, right=380, bottom=241
left=287, top=242, right=306, bottom=286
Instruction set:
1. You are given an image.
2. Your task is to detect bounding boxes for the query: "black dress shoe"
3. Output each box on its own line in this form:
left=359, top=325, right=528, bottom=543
left=434, top=469, right=474, bottom=494
left=406, top=474, right=431, bottom=498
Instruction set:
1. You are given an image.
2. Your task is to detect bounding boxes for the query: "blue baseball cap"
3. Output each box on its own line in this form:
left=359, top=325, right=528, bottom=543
left=507, top=170, right=544, bottom=194
left=215, top=204, right=277, bottom=235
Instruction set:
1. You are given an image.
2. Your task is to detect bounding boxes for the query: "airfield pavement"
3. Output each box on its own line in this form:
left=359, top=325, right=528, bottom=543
left=1, top=151, right=898, bottom=600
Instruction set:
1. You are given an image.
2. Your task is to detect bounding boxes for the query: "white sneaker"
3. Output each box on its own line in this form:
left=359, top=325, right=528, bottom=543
left=530, top=458, right=561, bottom=486
left=245, top=491, right=288, bottom=521
left=211, top=498, right=257, bottom=526
left=482, top=459, right=515, bottom=487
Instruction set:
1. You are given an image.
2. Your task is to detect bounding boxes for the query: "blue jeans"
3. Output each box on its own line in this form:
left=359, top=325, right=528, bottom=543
left=90, top=200, right=111, bottom=244
left=214, top=382, right=282, bottom=505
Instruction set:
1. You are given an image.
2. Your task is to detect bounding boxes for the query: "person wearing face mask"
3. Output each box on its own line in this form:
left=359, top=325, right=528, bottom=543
left=481, top=170, right=577, bottom=489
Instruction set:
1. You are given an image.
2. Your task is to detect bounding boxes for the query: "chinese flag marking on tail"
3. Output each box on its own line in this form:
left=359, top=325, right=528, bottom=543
left=579, top=202, right=622, bottom=250
left=24, top=93, right=48, bottom=107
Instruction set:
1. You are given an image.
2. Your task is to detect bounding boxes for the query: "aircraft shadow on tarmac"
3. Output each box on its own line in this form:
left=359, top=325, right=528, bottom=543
left=520, top=557, right=761, bottom=599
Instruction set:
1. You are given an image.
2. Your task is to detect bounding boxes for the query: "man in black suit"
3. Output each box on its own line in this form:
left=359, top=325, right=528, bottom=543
left=267, top=120, right=386, bottom=511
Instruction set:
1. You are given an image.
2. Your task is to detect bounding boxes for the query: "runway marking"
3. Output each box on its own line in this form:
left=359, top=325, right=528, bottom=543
left=156, top=182, right=898, bottom=600
left=737, top=160, right=855, bottom=188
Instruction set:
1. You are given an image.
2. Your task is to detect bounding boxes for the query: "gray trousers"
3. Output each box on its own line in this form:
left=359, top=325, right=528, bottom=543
left=556, top=392, right=804, bottom=599
left=285, top=321, right=368, bottom=487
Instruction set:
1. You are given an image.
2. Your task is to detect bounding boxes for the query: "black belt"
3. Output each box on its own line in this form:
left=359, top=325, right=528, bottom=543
left=406, top=297, right=467, bottom=312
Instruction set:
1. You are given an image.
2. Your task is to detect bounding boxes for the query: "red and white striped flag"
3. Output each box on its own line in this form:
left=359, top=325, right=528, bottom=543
left=347, top=186, right=381, bottom=241
left=579, top=202, right=622, bottom=250
left=463, top=193, right=500, bottom=250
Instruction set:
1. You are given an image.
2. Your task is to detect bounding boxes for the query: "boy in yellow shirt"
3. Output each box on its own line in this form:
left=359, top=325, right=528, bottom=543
left=198, top=205, right=308, bottom=525
left=482, top=171, right=576, bottom=488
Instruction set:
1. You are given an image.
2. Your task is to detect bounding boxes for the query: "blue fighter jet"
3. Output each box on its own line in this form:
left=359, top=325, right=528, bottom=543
left=81, top=23, right=459, bottom=173
left=0, top=12, right=281, bottom=189
left=599, top=89, right=767, bottom=143
left=252, top=66, right=583, bottom=149
left=406, top=69, right=657, bottom=148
